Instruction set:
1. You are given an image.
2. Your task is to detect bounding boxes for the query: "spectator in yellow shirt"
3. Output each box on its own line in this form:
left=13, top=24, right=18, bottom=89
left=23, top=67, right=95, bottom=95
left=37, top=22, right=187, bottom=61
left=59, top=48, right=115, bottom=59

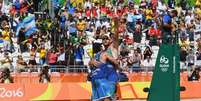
left=179, top=37, right=190, bottom=50
left=195, top=6, right=201, bottom=17
left=1, top=25, right=11, bottom=51
left=77, top=18, right=86, bottom=31
left=70, top=0, right=83, bottom=7
left=145, top=6, right=153, bottom=20
left=196, top=0, right=201, bottom=6
left=39, top=47, right=47, bottom=65
left=145, top=6, right=153, bottom=26
left=1, top=25, right=10, bottom=41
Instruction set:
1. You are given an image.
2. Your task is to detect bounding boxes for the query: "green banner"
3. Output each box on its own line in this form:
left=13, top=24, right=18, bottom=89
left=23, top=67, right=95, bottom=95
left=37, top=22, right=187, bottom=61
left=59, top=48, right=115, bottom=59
left=148, top=44, right=180, bottom=101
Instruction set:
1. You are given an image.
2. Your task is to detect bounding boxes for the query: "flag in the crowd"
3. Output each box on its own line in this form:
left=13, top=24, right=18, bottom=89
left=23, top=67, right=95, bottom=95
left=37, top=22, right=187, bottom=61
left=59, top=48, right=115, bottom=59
left=66, top=0, right=76, bottom=15
left=68, top=6, right=75, bottom=15
left=23, top=15, right=37, bottom=37
left=16, top=14, right=37, bottom=37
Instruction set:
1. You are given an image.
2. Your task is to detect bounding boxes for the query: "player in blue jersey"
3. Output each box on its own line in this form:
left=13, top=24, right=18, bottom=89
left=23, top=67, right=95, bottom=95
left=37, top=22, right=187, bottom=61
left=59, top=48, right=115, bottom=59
left=89, top=18, right=121, bottom=101
left=89, top=34, right=120, bottom=101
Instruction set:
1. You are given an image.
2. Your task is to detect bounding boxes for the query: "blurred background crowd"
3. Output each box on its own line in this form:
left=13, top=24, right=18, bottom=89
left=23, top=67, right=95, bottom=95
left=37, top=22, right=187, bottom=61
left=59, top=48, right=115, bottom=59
left=0, top=0, right=200, bottom=75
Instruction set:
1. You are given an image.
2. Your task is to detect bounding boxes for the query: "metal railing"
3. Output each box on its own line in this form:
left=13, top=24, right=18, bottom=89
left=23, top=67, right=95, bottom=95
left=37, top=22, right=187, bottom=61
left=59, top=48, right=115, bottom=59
left=4, top=65, right=89, bottom=73
left=1, top=64, right=200, bottom=74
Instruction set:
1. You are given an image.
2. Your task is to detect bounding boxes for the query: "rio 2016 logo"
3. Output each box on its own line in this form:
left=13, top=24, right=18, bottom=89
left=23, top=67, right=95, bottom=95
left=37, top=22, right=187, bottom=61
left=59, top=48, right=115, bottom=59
left=160, top=56, right=169, bottom=64
left=0, top=88, right=24, bottom=98
left=159, top=55, right=170, bottom=72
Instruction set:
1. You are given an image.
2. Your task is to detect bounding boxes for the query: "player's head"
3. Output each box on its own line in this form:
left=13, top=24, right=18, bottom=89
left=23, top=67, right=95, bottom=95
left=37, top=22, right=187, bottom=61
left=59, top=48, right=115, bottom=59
left=102, top=34, right=111, bottom=48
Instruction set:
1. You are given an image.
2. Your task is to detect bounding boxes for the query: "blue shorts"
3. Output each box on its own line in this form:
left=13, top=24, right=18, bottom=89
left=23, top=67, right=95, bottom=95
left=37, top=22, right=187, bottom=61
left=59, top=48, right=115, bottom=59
left=91, top=79, right=116, bottom=101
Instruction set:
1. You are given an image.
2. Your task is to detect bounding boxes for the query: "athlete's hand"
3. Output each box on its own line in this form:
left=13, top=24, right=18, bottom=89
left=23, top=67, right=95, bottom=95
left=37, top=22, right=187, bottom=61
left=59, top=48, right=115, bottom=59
left=90, top=59, right=102, bottom=68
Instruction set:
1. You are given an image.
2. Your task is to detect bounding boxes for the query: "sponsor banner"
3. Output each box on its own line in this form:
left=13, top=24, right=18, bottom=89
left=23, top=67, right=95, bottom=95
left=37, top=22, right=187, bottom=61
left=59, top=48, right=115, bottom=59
left=0, top=84, right=25, bottom=101
left=0, top=82, right=201, bottom=100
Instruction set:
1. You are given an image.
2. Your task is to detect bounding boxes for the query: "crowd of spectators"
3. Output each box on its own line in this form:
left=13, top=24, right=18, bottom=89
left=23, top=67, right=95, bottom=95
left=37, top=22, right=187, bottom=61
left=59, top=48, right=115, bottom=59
left=0, top=0, right=200, bottom=77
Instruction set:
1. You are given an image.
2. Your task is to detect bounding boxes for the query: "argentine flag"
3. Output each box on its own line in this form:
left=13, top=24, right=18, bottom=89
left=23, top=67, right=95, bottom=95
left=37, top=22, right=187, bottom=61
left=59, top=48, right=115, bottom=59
left=16, top=14, right=37, bottom=37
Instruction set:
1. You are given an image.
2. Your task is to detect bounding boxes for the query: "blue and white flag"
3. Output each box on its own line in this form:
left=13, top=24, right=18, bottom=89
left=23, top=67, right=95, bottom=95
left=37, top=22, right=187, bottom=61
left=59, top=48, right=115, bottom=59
left=16, top=14, right=37, bottom=37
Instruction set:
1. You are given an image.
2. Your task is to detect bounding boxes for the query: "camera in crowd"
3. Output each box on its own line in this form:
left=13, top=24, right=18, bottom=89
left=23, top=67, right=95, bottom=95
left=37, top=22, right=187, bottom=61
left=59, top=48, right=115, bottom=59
left=188, top=68, right=200, bottom=81
left=0, top=68, right=13, bottom=83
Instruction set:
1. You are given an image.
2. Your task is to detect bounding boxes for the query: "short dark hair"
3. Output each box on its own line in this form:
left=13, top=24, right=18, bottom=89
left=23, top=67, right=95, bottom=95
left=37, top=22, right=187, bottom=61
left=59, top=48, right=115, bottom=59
left=171, top=10, right=178, bottom=16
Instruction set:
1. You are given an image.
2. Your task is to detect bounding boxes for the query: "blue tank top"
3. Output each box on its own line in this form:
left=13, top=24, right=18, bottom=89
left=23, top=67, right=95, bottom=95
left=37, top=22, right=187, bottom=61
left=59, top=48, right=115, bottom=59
left=105, top=62, right=119, bottom=83
left=91, top=52, right=107, bottom=80
left=105, top=48, right=119, bottom=83
left=91, top=52, right=119, bottom=83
